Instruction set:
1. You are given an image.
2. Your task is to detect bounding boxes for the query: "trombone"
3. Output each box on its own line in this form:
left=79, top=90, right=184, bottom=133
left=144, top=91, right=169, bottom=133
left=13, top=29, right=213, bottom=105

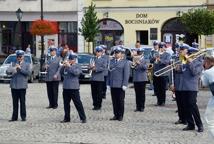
left=154, top=49, right=207, bottom=77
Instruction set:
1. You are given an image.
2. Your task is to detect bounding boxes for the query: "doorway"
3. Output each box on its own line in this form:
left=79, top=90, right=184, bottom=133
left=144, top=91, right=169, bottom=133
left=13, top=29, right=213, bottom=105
left=136, top=31, right=148, bottom=45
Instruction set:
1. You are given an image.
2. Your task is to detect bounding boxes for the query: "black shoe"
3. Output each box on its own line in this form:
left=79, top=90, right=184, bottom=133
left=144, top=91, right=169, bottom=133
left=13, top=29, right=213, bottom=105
left=60, top=119, right=70, bottom=123
left=183, top=126, right=195, bottom=131
left=52, top=106, right=58, bottom=109
left=152, top=94, right=156, bottom=96
left=175, top=120, right=183, bottom=124
left=92, top=107, right=101, bottom=110
left=198, top=126, right=204, bottom=132
left=9, top=119, right=17, bottom=122
left=110, top=116, right=118, bottom=121
left=118, top=117, right=123, bottom=121
left=134, top=109, right=144, bottom=112
left=134, top=109, right=139, bottom=112
left=46, top=106, right=52, bottom=109
left=21, top=118, right=26, bottom=121
left=81, top=119, right=87, bottom=123
left=159, top=103, right=165, bottom=106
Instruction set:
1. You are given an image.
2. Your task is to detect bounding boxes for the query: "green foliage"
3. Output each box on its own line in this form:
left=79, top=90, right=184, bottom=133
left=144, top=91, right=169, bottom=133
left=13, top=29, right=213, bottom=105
left=180, top=8, right=214, bottom=36
left=80, top=2, right=100, bottom=42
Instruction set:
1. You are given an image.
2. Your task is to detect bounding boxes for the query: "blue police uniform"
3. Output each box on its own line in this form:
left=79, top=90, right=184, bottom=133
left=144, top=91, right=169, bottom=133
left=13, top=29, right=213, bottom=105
left=100, top=45, right=109, bottom=99
left=90, top=46, right=107, bottom=110
left=60, top=54, right=86, bottom=123
left=132, top=49, right=148, bottom=112
left=153, top=43, right=171, bottom=106
left=173, top=46, right=204, bottom=132
left=6, top=50, right=31, bottom=121
left=107, top=47, right=130, bottom=121
left=45, top=47, right=61, bottom=109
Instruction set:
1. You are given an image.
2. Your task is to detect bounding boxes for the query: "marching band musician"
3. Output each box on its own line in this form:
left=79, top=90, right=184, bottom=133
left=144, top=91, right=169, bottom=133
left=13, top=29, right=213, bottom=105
left=149, top=40, right=159, bottom=93
left=171, top=45, right=204, bottom=132
left=153, top=42, right=171, bottom=106
left=100, top=45, right=109, bottom=99
left=132, top=48, right=148, bottom=112
left=44, top=47, right=61, bottom=109
left=90, top=46, right=107, bottom=110
left=6, top=50, right=31, bottom=122
left=169, top=45, right=187, bottom=125
left=60, top=54, right=87, bottom=123
left=107, top=46, right=130, bottom=121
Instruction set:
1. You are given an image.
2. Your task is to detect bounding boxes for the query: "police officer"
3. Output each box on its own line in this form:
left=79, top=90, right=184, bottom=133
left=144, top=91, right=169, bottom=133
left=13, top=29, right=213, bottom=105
left=175, top=46, right=204, bottom=132
left=6, top=50, right=31, bottom=121
left=90, top=46, right=107, bottom=110
left=153, top=42, right=171, bottom=106
left=44, top=47, right=61, bottom=109
left=60, top=54, right=87, bottom=123
left=149, top=41, right=159, bottom=93
left=132, top=48, right=148, bottom=112
left=100, top=45, right=109, bottom=99
left=170, top=45, right=187, bottom=125
left=108, top=46, right=130, bottom=121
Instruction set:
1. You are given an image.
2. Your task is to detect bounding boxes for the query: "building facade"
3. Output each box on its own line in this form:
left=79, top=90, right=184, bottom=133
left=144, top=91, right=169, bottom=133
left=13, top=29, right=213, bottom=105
left=0, top=0, right=85, bottom=58
left=84, top=0, right=207, bottom=50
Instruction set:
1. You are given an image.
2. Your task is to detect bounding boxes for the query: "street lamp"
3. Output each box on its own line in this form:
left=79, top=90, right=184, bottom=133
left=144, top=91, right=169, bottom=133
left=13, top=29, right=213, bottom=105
left=40, top=0, right=45, bottom=72
left=16, top=8, right=23, bottom=50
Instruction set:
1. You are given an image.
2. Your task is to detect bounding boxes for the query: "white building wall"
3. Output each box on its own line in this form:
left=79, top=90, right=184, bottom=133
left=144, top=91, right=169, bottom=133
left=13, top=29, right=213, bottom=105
left=77, top=0, right=84, bottom=52
left=0, top=0, right=77, bottom=12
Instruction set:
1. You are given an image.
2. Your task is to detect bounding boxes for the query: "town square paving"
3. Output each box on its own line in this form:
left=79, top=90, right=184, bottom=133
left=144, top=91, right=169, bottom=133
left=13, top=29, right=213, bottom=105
left=0, top=83, right=213, bottom=144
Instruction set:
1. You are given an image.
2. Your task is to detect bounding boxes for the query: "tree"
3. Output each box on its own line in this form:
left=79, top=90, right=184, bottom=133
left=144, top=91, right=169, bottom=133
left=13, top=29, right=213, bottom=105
left=180, top=8, right=214, bottom=47
left=80, top=2, right=99, bottom=52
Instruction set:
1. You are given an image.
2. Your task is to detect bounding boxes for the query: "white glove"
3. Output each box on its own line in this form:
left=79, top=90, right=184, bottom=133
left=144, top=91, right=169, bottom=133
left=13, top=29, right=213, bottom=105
left=122, top=86, right=127, bottom=91
left=107, top=85, right=111, bottom=91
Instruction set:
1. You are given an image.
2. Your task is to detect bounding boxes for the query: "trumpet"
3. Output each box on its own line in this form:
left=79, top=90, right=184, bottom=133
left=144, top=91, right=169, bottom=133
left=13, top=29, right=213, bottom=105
left=89, top=57, right=95, bottom=76
left=131, top=55, right=141, bottom=68
left=154, top=49, right=208, bottom=77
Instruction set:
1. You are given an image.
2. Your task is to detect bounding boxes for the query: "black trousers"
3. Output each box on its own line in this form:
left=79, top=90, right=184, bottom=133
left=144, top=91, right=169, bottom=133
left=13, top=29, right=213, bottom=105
left=183, top=91, right=203, bottom=128
left=175, top=91, right=186, bottom=122
left=102, top=76, right=108, bottom=98
left=91, top=81, right=103, bottom=108
left=111, top=88, right=125, bottom=119
left=63, top=89, right=86, bottom=121
left=46, top=81, right=59, bottom=107
left=134, top=82, right=146, bottom=110
left=153, top=76, right=167, bottom=105
left=153, top=75, right=158, bottom=95
left=11, top=89, right=26, bottom=120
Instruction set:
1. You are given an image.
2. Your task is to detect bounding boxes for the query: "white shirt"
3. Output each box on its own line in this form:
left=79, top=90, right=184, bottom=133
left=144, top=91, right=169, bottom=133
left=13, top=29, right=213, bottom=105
left=201, top=66, right=214, bottom=86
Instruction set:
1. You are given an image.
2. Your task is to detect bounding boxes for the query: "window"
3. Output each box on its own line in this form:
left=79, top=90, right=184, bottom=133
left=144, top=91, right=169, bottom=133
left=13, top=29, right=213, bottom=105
left=58, top=22, right=78, bottom=52
left=150, top=28, right=157, bottom=40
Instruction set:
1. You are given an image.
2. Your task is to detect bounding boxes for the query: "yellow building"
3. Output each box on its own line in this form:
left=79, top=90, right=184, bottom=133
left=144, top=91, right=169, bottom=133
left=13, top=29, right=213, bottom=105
left=84, top=0, right=207, bottom=49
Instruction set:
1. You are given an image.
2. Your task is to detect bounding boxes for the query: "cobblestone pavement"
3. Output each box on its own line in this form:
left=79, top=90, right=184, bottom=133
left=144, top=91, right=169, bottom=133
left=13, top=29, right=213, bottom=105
left=0, top=82, right=212, bottom=144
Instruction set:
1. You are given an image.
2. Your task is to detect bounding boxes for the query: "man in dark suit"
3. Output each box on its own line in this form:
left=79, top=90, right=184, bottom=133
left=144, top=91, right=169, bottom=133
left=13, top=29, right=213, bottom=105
left=44, top=47, right=61, bottom=109
left=60, top=53, right=87, bottom=123
left=6, top=50, right=31, bottom=122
